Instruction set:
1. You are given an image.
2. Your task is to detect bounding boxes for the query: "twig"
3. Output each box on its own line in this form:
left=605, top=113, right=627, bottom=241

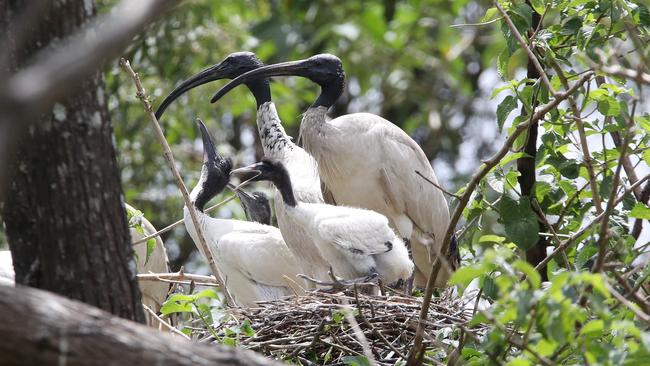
left=592, top=100, right=637, bottom=273
left=132, top=194, right=236, bottom=245
left=137, top=271, right=221, bottom=286
left=119, top=59, right=233, bottom=306
left=494, top=0, right=555, bottom=95
left=605, top=283, right=650, bottom=324
left=340, top=298, right=377, bottom=365
left=142, top=304, right=190, bottom=340
left=407, top=71, right=594, bottom=365
left=415, top=170, right=460, bottom=199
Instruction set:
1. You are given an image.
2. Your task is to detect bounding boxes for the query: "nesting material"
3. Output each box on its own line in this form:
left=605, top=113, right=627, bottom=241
left=216, top=288, right=486, bottom=365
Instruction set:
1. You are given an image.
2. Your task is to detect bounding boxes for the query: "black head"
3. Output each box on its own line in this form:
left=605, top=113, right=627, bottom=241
left=231, top=159, right=296, bottom=207
left=235, top=190, right=272, bottom=225
left=155, top=52, right=269, bottom=119
left=211, top=54, right=345, bottom=108
left=194, top=119, right=233, bottom=211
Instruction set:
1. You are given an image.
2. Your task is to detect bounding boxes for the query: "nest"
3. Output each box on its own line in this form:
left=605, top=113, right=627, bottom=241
left=218, top=288, right=486, bottom=365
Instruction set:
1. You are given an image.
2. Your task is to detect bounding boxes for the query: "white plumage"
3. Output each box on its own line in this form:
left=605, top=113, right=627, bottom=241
left=0, top=250, right=14, bottom=286
left=184, top=120, right=302, bottom=307
left=232, top=160, right=414, bottom=286
left=256, top=102, right=333, bottom=285
left=213, top=54, right=457, bottom=288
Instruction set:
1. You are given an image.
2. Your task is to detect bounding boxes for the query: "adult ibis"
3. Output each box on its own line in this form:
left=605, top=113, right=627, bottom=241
left=155, top=52, right=332, bottom=287
left=212, top=54, right=459, bottom=289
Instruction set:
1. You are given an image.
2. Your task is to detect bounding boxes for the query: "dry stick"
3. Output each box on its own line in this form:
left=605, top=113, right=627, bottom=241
left=142, top=304, right=191, bottom=340
left=414, top=170, right=461, bottom=199
left=119, top=59, right=233, bottom=306
left=407, top=72, right=594, bottom=365
left=137, top=271, right=220, bottom=286
left=340, top=298, right=377, bottom=365
left=605, top=282, right=650, bottom=324
left=132, top=194, right=236, bottom=245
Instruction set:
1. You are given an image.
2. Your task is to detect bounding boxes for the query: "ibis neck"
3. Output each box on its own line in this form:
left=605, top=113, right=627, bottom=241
left=313, top=80, right=343, bottom=108
left=191, top=166, right=211, bottom=212
left=271, top=174, right=297, bottom=208
left=246, top=79, right=271, bottom=109
left=257, top=102, right=293, bottom=155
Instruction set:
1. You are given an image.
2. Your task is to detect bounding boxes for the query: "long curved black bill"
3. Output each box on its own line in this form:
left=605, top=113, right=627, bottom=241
left=156, top=63, right=227, bottom=120
left=210, top=59, right=309, bottom=104
left=197, top=119, right=217, bottom=164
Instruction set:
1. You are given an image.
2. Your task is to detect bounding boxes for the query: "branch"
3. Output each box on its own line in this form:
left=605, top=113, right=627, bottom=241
left=120, top=59, right=233, bottom=306
left=407, top=71, right=594, bottom=365
left=137, top=271, right=221, bottom=287
left=0, top=285, right=279, bottom=365
left=0, top=0, right=175, bottom=195
left=494, top=0, right=555, bottom=95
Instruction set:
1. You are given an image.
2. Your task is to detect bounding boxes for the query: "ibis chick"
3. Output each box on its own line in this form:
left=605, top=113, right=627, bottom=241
left=184, top=120, right=302, bottom=306
left=232, top=159, right=414, bottom=286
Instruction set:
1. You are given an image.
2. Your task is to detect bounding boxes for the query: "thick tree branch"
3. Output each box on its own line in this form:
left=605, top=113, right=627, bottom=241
left=0, top=285, right=279, bottom=366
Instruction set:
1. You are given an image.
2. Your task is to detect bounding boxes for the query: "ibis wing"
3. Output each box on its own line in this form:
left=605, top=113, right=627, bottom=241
left=313, top=208, right=395, bottom=256
left=217, top=227, right=301, bottom=288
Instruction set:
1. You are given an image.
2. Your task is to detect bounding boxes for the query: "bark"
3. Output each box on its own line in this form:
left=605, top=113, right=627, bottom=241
left=0, top=285, right=280, bottom=366
left=1, top=0, right=144, bottom=322
left=517, top=3, right=549, bottom=281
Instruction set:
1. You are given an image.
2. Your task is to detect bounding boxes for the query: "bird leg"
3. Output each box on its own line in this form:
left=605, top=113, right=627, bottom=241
left=394, top=237, right=415, bottom=295
left=297, top=267, right=379, bottom=292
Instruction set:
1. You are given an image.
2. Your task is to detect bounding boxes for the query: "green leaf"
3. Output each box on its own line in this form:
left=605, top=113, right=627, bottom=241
left=497, top=95, right=518, bottom=131
left=511, top=3, right=533, bottom=31
left=513, top=260, right=541, bottom=289
left=506, top=357, right=531, bottom=366
left=145, top=238, right=156, bottom=265
left=597, top=96, right=621, bottom=116
left=497, top=48, right=511, bottom=79
left=160, top=300, right=193, bottom=315
left=239, top=319, right=255, bottom=337
left=629, top=203, right=650, bottom=219
left=560, top=17, right=582, bottom=35
left=580, top=319, right=605, bottom=337
left=479, top=234, right=506, bottom=243
left=192, top=289, right=220, bottom=301
left=342, top=356, right=372, bottom=366
left=497, top=195, right=540, bottom=250
left=449, top=264, right=488, bottom=290
left=481, top=7, right=499, bottom=22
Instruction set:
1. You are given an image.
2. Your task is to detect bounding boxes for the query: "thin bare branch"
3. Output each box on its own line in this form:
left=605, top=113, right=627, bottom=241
left=119, top=59, right=233, bottom=306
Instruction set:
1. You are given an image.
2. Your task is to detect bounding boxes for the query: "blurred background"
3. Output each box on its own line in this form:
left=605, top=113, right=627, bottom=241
left=3, top=0, right=513, bottom=272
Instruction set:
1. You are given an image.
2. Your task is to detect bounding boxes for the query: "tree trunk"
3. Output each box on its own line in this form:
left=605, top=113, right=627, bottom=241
left=1, top=0, right=144, bottom=322
left=0, top=285, right=279, bottom=366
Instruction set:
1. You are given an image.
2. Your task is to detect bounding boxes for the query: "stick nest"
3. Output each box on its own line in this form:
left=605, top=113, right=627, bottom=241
left=217, top=289, right=486, bottom=365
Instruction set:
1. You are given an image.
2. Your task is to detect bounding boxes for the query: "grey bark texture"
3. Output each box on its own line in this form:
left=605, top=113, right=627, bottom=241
left=1, top=0, right=144, bottom=322
left=0, top=285, right=281, bottom=366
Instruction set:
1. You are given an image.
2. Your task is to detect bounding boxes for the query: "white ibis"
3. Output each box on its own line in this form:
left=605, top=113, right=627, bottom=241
left=184, top=120, right=302, bottom=306
left=235, top=189, right=273, bottom=226
left=212, top=54, right=459, bottom=289
left=232, top=159, right=414, bottom=286
left=156, top=52, right=333, bottom=288
left=0, top=251, right=14, bottom=286
left=125, top=203, right=171, bottom=328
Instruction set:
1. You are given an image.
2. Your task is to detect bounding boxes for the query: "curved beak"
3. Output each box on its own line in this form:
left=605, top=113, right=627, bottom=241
left=233, top=187, right=255, bottom=202
left=211, top=59, right=310, bottom=104
left=156, top=62, right=230, bottom=120
left=196, top=119, right=217, bottom=164
left=230, top=163, right=263, bottom=182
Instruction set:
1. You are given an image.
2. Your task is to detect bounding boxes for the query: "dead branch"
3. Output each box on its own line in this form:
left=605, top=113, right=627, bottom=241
left=119, top=59, right=233, bottom=306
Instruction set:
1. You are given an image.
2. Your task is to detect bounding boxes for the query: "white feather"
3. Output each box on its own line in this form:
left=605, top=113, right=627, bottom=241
left=301, top=108, right=453, bottom=287
left=183, top=206, right=303, bottom=307
left=256, top=102, right=333, bottom=285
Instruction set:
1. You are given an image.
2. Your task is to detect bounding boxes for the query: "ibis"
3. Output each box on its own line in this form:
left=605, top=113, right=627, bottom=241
left=184, top=119, right=302, bottom=306
left=213, top=54, right=459, bottom=289
left=155, top=52, right=333, bottom=288
left=232, top=159, right=414, bottom=286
